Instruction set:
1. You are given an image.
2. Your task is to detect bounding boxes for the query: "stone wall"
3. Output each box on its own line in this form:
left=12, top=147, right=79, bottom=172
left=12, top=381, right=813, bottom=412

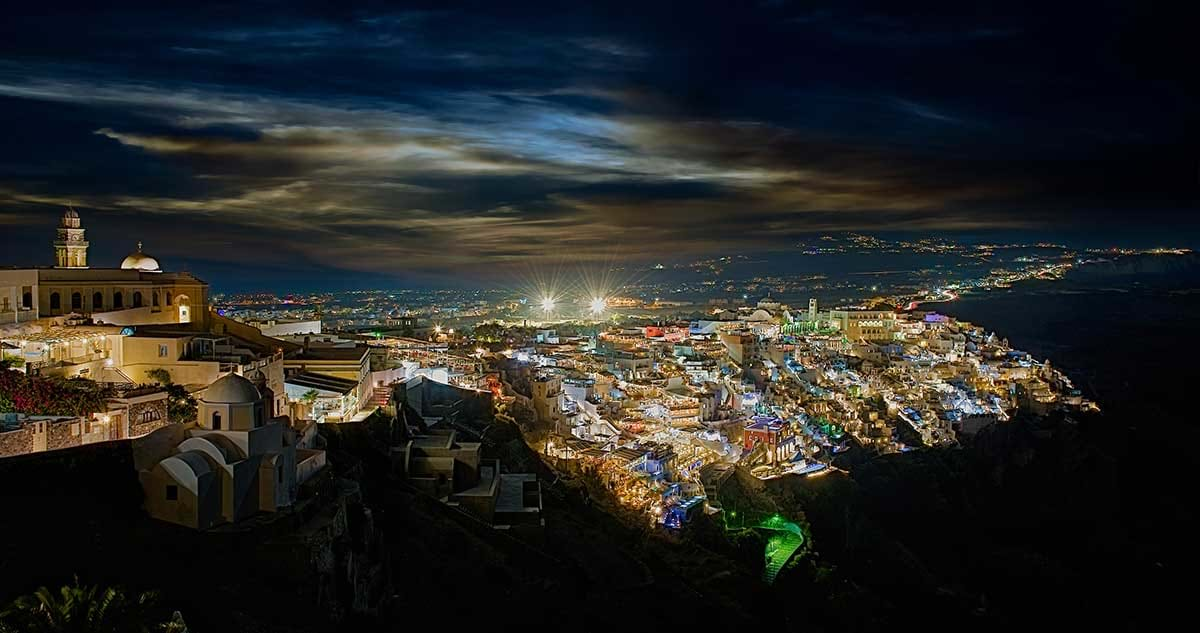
left=46, top=419, right=82, bottom=452
left=127, top=398, right=171, bottom=438
left=0, top=427, right=33, bottom=458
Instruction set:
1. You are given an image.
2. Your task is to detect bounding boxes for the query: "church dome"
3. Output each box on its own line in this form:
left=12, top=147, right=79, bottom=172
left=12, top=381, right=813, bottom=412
left=120, top=242, right=161, bottom=272
left=202, top=374, right=261, bottom=405
left=63, top=207, right=79, bottom=219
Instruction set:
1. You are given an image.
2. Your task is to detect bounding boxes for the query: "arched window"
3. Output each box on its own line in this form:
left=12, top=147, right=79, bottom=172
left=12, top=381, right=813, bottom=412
left=211, top=411, right=222, bottom=430
left=152, top=291, right=159, bottom=307
left=113, top=292, right=123, bottom=309
left=93, top=292, right=103, bottom=310
left=164, top=291, right=172, bottom=306
left=50, top=292, right=61, bottom=311
left=132, top=291, right=143, bottom=308
left=71, top=292, right=82, bottom=310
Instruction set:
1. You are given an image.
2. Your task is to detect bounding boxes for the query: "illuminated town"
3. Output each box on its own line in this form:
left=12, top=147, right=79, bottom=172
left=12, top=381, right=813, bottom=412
left=2, top=210, right=1151, bottom=567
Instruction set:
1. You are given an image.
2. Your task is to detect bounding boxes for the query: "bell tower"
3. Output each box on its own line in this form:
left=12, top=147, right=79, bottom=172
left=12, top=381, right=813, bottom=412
left=53, top=206, right=89, bottom=269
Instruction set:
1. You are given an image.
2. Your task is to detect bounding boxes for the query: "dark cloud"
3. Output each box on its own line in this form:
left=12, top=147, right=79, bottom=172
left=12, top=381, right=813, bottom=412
left=0, top=0, right=1195, bottom=289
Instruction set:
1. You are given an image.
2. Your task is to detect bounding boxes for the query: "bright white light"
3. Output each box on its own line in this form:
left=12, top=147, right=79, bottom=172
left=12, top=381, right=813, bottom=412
left=590, top=297, right=606, bottom=314
left=541, top=297, right=555, bottom=312
left=434, top=325, right=443, bottom=334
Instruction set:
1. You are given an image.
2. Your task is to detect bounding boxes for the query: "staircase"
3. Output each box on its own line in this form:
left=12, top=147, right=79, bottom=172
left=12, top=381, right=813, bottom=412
left=369, top=386, right=392, bottom=408
left=100, top=365, right=135, bottom=385
left=763, top=531, right=804, bottom=584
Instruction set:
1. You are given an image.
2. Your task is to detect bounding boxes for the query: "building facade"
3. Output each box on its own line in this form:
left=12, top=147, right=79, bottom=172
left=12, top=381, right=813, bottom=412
left=829, top=309, right=898, bottom=342
left=2, top=209, right=209, bottom=328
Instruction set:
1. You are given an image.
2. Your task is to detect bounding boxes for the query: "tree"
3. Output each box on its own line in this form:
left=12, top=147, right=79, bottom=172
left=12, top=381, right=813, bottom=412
left=145, top=368, right=172, bottom=385
left=301, top=389, right=319, bottom=406
left=163, top=384, right=196, bottom=425
left=0, top=579, right=182, bottom=633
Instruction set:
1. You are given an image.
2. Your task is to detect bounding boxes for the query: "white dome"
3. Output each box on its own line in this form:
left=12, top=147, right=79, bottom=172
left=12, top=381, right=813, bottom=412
left=120, top=242, right=161, bottom=272
left=201, top=374, right=261, bottom=405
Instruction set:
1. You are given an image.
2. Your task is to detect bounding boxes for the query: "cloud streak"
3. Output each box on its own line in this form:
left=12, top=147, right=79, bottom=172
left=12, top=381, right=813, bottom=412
left=0, top=1, right=1194, bottom=287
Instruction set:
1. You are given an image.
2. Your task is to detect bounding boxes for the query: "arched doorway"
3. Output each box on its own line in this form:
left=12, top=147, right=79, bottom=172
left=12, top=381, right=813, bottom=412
left=92, top=292, right=103, bottom=310
left=113, top=292, right=124, bottom=309
left=176, top=294, right=191, bottom=323
left=71, top=292, right=82, bottom=311
left=211, top=411, right=222, bottom=430
left=50, top=292, right=61, bottom=312
left=132, top=291, right=143, bottom=308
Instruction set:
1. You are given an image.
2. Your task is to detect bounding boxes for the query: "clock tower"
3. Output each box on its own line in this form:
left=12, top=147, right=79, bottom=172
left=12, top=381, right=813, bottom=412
left=53, top=206, right=89, bottom=269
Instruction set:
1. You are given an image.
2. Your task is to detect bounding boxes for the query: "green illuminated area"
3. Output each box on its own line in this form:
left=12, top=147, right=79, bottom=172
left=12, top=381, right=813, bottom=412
left=726, top=512, right=806, bottom=584
left=811, top=416, right=845, bottom=440
left=759, top=515, right=804, bottom=584
left=781, top=322, right=839, bottom=336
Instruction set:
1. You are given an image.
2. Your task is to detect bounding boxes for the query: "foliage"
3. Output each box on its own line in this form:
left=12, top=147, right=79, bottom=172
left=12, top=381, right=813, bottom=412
left=470, top=322, right=535, bottom=345
left=0, top=579, right=183, bottom=633
left=300, top=389, right=319, bottom=405
left=0, top=370, right=112, bottom=416
left=145, top=368, right=172, bottom=385
left=163, top=384, right=197, bottom=425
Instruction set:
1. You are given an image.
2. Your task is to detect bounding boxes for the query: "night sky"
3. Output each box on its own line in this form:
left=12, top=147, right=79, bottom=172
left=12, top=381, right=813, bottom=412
left=1, top=1, right=1196, bottom=289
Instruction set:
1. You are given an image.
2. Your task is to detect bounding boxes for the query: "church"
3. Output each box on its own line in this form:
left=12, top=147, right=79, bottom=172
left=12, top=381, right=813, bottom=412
left=1, top=208, right=209, bottom=328
left=137, top=372, right=326, bottom=529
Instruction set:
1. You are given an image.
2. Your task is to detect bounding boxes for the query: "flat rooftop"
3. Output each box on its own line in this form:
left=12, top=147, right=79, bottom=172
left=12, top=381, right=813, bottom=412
left=292, top=346, right=367, bottom=362
left=285, top=371, right=359, bottom=395
left=496, top=473, right=539, bottom=513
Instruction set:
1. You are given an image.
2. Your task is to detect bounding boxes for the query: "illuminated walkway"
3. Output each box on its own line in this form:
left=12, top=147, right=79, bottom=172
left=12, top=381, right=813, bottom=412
left=754, top=514, right=805, bottom=584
